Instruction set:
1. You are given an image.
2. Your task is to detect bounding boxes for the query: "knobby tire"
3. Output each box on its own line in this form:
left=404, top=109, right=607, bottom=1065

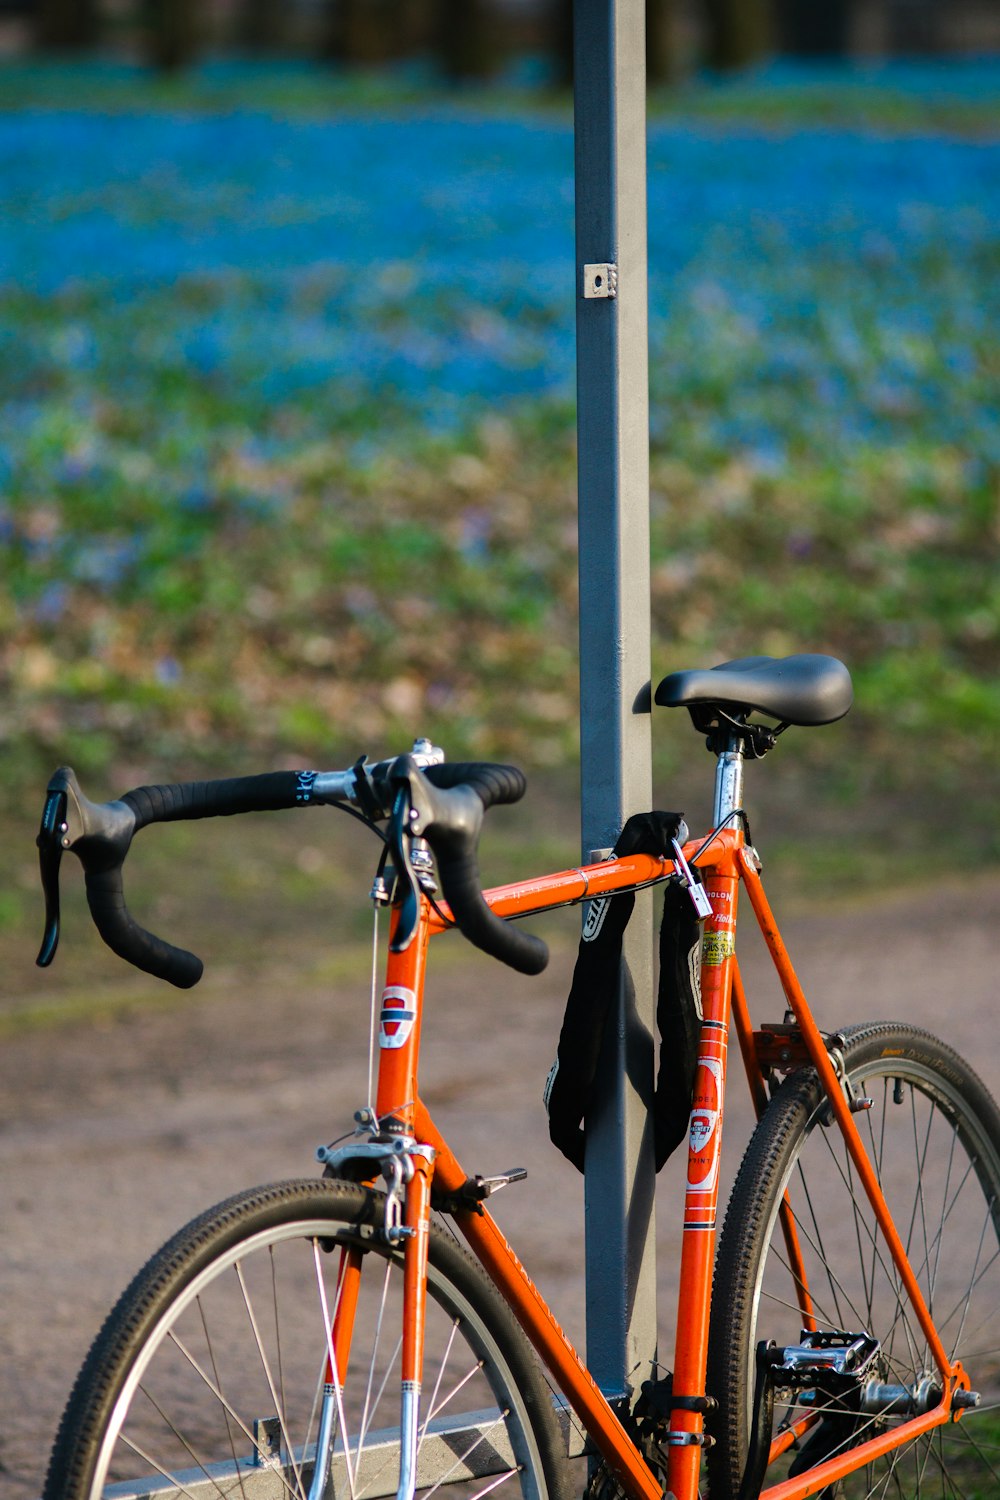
left=44, top=1178, right=569, bottom=1500
left=708, top=1022, right=1000, bottom=1500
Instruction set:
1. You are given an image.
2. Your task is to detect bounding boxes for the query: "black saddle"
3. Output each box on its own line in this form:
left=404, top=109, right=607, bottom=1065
left=655, top=654, right=853, bottom=728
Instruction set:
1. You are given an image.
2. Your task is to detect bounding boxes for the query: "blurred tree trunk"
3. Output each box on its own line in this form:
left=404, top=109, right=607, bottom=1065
left=549, top=0, right=573, bottom=89
left=143, top=0, right=201, bottom=71
left=775, top=0, right=850, bottom=54
left=236, top=0, right=289, bottom=53
left=886, top=0, right=941, bottom=54
left=704, top=0, right=771, bottom=70
left=36, top=0, right=100, bottom=50
left=436, top=0, right=496, bottom=82
left=647, top=0, right=679, bottom=84
left=323, top=0, right=401, bottom=65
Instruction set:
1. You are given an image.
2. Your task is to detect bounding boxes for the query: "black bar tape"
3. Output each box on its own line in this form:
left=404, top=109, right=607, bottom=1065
left=435, top=842, right=548, bottom=975
left=53, top=766, right=320, bottom=989
left=84, top=866, right=203, bottom=989
left=425, top=762, right=527, bottom=807
left=412, top=762, right=545, bottom=975
left=123, top=771, right=316, bottom=830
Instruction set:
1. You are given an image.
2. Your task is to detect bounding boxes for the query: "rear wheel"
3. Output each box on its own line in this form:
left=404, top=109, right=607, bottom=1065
left=708, top=1023, right=1000, bottom=1499
left=45, top=1178, right=569, bottom=1500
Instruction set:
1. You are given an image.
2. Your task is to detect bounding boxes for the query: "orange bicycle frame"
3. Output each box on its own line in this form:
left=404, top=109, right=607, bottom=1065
left=365, top=827, right=969, bottom=1500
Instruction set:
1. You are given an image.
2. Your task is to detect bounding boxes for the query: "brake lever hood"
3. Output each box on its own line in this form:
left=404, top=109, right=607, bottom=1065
left=36, top=783, right=67, bottom=967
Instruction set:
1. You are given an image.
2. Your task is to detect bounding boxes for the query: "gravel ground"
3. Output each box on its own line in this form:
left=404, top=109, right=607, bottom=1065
left=1, top=873, right=997, bottom=1499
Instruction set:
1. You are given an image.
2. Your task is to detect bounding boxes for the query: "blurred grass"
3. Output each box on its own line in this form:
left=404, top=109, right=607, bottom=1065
left=1, top=55, right=998, bottom=1005
left=0, top=57, right=998, bottom=136
left=6, top=403, right=996, bottom=860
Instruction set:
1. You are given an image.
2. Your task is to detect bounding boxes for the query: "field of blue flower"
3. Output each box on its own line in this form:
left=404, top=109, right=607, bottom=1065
left=2, top=61, right=997, bottom=856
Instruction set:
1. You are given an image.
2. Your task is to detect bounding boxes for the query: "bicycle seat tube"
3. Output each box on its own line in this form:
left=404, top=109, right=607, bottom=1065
left=668, top=734, right=747, bottom=1499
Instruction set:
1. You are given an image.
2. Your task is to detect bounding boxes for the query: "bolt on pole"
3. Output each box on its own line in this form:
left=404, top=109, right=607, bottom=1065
left=574, top=0, right=658, bottom=1396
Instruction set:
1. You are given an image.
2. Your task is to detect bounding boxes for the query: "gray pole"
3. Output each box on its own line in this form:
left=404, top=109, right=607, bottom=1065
left=574, top=0, right=657, bottom=1397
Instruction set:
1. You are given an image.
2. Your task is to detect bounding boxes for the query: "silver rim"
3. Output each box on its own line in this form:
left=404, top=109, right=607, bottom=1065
left=745, top=1052, right=1000, bottom=1498
left=85, top=1204, right=549, bottom=1500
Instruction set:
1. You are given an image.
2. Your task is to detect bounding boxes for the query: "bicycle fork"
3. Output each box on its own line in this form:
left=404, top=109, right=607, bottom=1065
left=308, top=1248, right=363, bottom=1500
left=311, top=899, right=440, bottom=1500
left=399, top=1150, right=435, bottom=1500
left=313, top=1130, right=437, bottom=1500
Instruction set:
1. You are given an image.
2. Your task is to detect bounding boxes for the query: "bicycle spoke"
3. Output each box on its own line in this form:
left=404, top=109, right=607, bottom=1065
left=876, top=1153, right=982, bottom=1361
left=926, top=1119, right=960, bottom=1326
left=807, top=1123, right=916, bottom=1342
left=269, top=1245, right=296, bottom=1478
left=419, top=1317, right=463, bottom=1441
left=868, top=1091, right=923, bottom=1382
left=423, top=1362, right=485, bottom=1431
left=236, top=1261, right=306, bottom=1496
left=920, top=1423, right=999, bottom=1500
left=907, top=1084, right=938, bottom=1373
left=166, top=1329, right=304, bottom=1500
left=457, top=1468, right=523, bottom=1500
left=760, top=1246, right=860, bottom=1333
left=312, top=1237, right=359, bottom=1500
left=795, top=1150, right=850, bottom=1330
left=862, top=1079, right=891, bottom=1335
left=420, top=1413, right=513, bottom=1500
left=939, top=1238, right=1000, bottom=1358
left=197, top=1295, right=250, bottom=1500
left=947, top=1212, right=995, bottom=1370
left=358, top=1258, right=396, bottom=1456
left=787, top=1167, right=872, bottom=1333
left=844, top=1126, right=877, bottom=1332
left=359, top=1328, right=404, bottom=1458
left=117, top=1430, right=226, bottom=1500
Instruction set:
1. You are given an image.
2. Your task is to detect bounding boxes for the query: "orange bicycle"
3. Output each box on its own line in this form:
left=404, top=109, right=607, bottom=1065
left=37, top=654, right=1000, bottom=1500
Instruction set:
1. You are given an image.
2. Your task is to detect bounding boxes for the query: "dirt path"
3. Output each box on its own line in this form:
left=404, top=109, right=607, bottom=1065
left=2, top=874, right=997, bottom=1499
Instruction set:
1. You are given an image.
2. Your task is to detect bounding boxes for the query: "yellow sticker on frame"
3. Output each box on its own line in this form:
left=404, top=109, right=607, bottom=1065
left=702, top=931, right=735, bottom=966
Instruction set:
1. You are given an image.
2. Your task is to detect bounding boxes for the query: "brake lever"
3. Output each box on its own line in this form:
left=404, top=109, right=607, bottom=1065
left=387, top=783, right=422, bottom=953
left=36, top=786, right=68, bottom=967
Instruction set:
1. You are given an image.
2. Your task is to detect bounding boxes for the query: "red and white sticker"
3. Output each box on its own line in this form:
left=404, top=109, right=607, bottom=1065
left=687, top=1057, right=723, bottom=1193
left=379, top=987, right=416, bottom=1050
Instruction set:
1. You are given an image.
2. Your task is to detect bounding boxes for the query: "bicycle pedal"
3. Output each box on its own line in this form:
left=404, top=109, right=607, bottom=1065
left=479, top=1167, right=528, bottom=1194
left=432, top=1169, right=527, bottom=1217
left=772, top=1331, right=880, bottom=1388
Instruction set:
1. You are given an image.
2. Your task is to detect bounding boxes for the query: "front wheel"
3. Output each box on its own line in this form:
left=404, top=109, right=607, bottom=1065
left=708, top=1023, right=1000, bottom=1500
left=45, top=1178, right=569, bottom=1500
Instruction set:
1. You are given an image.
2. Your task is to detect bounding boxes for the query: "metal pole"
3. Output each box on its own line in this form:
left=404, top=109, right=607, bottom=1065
left=574, top=0, right=657, bottom=1398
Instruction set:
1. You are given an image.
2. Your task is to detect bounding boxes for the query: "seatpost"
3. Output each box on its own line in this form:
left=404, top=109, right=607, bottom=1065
left=712, top=737, right=745, bottom=828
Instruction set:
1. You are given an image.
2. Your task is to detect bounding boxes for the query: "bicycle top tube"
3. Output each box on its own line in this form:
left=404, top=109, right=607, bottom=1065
left=424, top=825, right=744, bottom=938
